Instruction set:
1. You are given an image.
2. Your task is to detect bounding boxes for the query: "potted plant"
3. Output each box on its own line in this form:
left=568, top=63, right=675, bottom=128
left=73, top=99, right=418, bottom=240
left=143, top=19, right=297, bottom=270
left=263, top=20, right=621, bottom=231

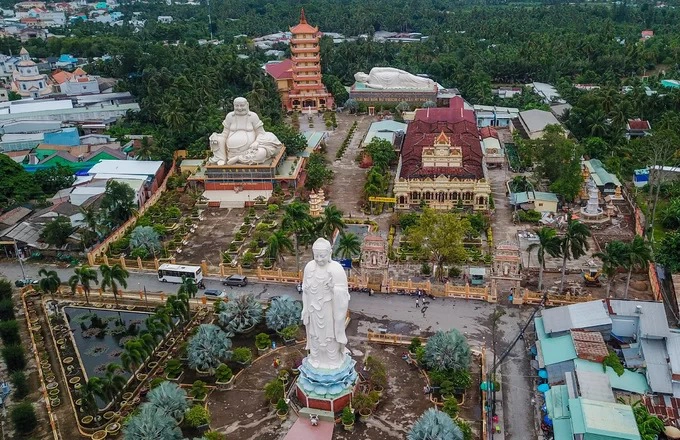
left=353, top=392, right=378, bottom=422
left=164, top=359, right=183, bottom=382
left=276, top=398, right=289, bottom=421
left=190, top=380, right=208, bottom=403
left=255, top=333, right=271, bottom=355
left=264, top=378, right=284, bottom=406
left=178, top=342, right=188, bottom=361
left=440, top=380, right=455, bottom=401
left=215, top=364, right=234, bottom=390
left=185, top=404, right=211, bottom=431
left=232, top=347, right=252, bottom=365
left=288, top=354, right=302, bottom=375
left=341, top=406, right=355, bottom=432
left=280, top=325, right=298, bottom=345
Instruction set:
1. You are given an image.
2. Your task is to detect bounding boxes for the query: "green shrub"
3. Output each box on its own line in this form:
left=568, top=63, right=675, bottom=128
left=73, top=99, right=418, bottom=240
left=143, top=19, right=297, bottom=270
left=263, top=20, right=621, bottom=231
left=448, top=266, right=462, bottom=278
left=263, top=378, right=284, bottom=402
left=517, top=209, right=542, bottom=223
left=421, top=262, right=431, bottom=276
left=185, top=404, right=210, bottom=427
left=215, top=364, right=233, bottom=382
left=11, top=402, right=37, bottom=434
left=203, top=432, right=225, bottom=440
left=341, top=406, right=355, bottom=425
left=0, top=320, right=20, bottom=345
left=0, top=279, right=13, bottom=301
left=232, top=347, right=252, bottom=364
left=11, top=371, right=29, bottom=399
left=276, top=398, right=288, bottom=413
left=2, top=344, right=25, bottom=372
left=165, top=359, right=182, bottom=378
left=190, top=380, right=207, bottom=399
left=456, top=418, right=473, bottom=440
left=149, top=377, right=165, bottom=389
left=255, top=333, right=271, bottom=350
left=409, top=337, right=422, bottom=353
left=603, top=352, right=625, bottom=376
left=442, top=397, right=459, bottom=419
left=0, top=299, right=15, bottom=321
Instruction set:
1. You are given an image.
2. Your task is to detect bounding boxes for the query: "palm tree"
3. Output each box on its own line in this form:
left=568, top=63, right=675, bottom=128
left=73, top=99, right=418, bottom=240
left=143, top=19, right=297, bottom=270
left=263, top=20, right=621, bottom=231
left=526, top=227, right=562, bottom=291
left=79, top=206, right=100, bottom=248
left=100, top=263, right=129, bottom=307
left=100, top=363, right=126, bottom=402
left=623, top=236, right=651, bottom=299
left=178, top=276, right=198, bottom=299
left=38, top=268, right=61, bottom=301
left=559, top=216, right=591, bottom=293
left=282, top=201, right=314, bottom=272
left=334, top=232, right=361, bottom=260
left=266, top=229, right=294, bottom=263
left=594, top=240, right=627, bottom=298
left=79, top=379, right=101, bottom=415
left=166, top=295, right=188, bottom=322
left=68, top=265, right=98, bottom=305
left=317, top=205, right=345, bottom=240
left=121, top=338, right=150, bottom=373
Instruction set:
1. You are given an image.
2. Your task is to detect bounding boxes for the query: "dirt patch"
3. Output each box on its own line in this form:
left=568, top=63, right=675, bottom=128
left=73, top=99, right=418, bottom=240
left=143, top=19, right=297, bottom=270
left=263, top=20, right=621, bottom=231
left=177, top=207, right=245, bottom=266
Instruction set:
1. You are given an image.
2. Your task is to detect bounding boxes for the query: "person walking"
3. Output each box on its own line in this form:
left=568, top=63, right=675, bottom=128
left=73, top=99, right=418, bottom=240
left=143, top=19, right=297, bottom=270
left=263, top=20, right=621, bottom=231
left=415, top=297, right=420, bottom=308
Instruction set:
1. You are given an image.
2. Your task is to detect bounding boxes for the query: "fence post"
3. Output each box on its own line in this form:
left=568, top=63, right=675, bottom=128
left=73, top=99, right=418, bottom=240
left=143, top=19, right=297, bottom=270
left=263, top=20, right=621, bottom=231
left=103, top=254, right=109, bottom=266
left=119, top=256, right=126, bottom=270
left=220, top=263, right=225, bottom=277
left=465, top=283, right=470, bottom=298
left=237, top=265, right=243, bottom=275
left=201, top=260, right=208, bottom=277
left=154, top=258, right=159, bottom=270
left=137, top=257, right=143, bottom=270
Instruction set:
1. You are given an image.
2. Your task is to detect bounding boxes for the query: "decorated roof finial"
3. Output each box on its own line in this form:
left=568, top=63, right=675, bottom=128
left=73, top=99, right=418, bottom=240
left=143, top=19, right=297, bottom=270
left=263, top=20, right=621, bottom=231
left=300, top=8, right=307, bottom=24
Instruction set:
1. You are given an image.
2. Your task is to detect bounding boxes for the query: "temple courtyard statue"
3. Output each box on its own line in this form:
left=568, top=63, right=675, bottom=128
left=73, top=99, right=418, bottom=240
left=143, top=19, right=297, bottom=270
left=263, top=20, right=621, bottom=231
left=296, top=238, right=358, bottom=411
left=209, top=97, right=282, bottom=166
left=354, top=67, right=437, bottom=90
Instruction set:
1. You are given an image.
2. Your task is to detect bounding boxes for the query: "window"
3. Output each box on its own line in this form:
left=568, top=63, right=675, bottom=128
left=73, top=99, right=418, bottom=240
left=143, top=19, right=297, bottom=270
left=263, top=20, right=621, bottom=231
left=22, top=83, right=26, bottom=90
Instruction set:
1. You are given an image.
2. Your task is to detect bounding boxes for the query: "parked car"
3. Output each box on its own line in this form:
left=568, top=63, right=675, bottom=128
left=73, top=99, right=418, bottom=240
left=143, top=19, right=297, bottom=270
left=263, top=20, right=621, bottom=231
left=15, top=278, right=38, bottom=288
left=203, top=289, right=227, bottom=299
left=222, top=275, right=248, bottom=287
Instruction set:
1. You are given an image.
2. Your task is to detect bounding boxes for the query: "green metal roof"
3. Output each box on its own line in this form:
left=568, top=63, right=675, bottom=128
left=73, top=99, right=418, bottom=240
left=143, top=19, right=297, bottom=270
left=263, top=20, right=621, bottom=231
left=540, top=335, right=577, bottom=366
left=573, top=359, right=649, bottom=394
left=535, top=317, right=549, bottom=341
left=545, top=385, right=571, bottom=420
left=553, top=418, right=574, bottom=440
left=585, top=159, right=622, bottom=187
left=569, top=398, right=641, bottom=440
left=511, top=191, right=559, bottom=205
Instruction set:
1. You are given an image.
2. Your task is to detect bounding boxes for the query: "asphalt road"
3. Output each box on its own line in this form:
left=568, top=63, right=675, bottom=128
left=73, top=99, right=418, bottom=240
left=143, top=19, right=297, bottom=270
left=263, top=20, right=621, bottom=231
left=1, top=261, right=536, bottom=439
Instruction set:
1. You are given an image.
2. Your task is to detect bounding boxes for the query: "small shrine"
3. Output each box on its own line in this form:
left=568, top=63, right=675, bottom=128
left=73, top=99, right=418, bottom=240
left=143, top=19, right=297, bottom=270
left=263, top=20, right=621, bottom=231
left=492, top=241, right=521, bottom=279
left=360, top=235, right=388, bottom=271
left=309, top=189, right=325, bottom=217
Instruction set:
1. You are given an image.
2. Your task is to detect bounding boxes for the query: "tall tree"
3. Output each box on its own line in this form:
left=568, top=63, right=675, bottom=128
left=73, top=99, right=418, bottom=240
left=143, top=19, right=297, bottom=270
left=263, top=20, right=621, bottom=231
left=68, top=265, right=99, bottom=305
left=100, top=180, right=137, bottom=229
left=527, top=227, right=562, bottom=291
left=316, top=205, right=345, bottom=240
left=39, top=216, right=74, bottom=248
left=559, top=216, right=591, bottom=293
left=334, top=232, right=361, bottom=260
left=265, top=229, right=294, bottom=264
left=100, top=263, right=129, bottom=307
left=38, top=268, right=61, bottom=301
left=282, top=201, right=314, bottom=272
left=594, top=240, right=627, bottom=297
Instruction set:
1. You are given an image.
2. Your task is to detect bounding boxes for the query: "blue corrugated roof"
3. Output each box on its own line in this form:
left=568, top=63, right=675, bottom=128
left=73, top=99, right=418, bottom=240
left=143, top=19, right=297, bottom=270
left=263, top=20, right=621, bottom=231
left=552, top=418, right=574, bottom=440
left=43, top=127, right=79, bottom=147
left=539, top=335, right=577, bottom=366
left=569, top=398, right=641, bottom=439
left=574, top=359, right=649, bottom=394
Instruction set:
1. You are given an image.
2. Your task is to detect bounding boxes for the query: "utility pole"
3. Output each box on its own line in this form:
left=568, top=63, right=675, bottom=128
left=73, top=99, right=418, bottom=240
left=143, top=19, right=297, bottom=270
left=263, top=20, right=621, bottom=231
left=14, top=241, right=26, bottom=281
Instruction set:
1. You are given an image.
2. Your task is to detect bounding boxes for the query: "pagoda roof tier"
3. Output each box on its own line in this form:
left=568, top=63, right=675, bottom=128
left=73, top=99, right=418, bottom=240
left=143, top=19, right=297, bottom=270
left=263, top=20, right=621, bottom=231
left=292, top=73, right=321, bottom=81
left=289, top=91, right=333, bottom=99
left=293, top=83, right=324, bottom=90
left=293, top=64, right=321, bottom=72
left=290, top=8, right=319, bottom=34
left=291, top=45, right=319, bottom=54
left=292, top=54, right=320, bottom=62
left=291, top=36, right=318, bottom=44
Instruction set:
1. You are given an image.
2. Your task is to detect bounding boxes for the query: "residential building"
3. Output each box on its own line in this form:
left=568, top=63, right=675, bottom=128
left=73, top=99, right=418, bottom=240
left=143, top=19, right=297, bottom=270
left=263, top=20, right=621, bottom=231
left=550, top=103, right=572, bottom=119
left=362, top=120, right=407, bottom=151
left=51, top=67, right=99, bottom=95
left=641, top=29, right=654, bottom=40
left=0, top=88, right=8, bottom=102
left=492, top=87, right=522, bottom=99
left=512, top=109, right=563, bottom=140
left=0, top=93, right=139, bottom=123
left=86, top=160, right=165, bottom=194
left=479, top=126, right=504, bottom=167
left=285, top=9, right=334, bottom=112
left=12, top=47, right=51, bottom=97
left=0, top=54, right=20, bottom=82
left=529, top=81, right=563, bottom=104
left=509, top=191, right=559, bottom=213
left=626, top=119, right=651, bottom=139
left=393, top=97, right=490, bottom=211
left=474, top=105, right=519, bottom=128
left=157, top=15, right=172, bottom=23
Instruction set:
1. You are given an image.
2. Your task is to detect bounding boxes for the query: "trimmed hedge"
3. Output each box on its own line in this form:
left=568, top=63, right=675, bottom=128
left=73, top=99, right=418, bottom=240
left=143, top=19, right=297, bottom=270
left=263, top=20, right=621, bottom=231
left=0, top=320, right=21, bottom=345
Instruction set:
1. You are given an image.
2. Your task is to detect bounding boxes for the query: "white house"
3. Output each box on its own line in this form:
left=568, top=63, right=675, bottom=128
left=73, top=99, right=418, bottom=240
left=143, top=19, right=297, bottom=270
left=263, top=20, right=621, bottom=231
left=12, top=47, right=51, bottom=97
left=157, top=15, right=172, bottom=23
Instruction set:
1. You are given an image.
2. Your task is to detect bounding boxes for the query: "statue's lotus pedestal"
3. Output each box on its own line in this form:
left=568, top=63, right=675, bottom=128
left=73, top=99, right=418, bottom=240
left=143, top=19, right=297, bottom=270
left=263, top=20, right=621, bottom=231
left=295, top=355, right=359, bottom=412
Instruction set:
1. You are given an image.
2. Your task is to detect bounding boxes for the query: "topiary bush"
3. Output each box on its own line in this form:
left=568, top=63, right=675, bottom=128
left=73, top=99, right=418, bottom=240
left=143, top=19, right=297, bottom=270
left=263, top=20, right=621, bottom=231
left=442, top=397, right=459, bottom=419
left=0, top=279, right=13, bottom=300
left=186, top=404, right=211, bottom=428
left=11, top=371, right=28, bottom=399
left=2, top=344, right=25, bottom=372
left=232, top=347, right=252, bottom=364
left=0, top=320, right=20, bottom=345
left=255, top=332, right=271, bottom=350
left=423, top=330, right=471, bottom=372
left=408, top=408, right=463, bottom=440
left=11, top=402, right=37, bottom=435
left=265, top=296, right=302, bottom=332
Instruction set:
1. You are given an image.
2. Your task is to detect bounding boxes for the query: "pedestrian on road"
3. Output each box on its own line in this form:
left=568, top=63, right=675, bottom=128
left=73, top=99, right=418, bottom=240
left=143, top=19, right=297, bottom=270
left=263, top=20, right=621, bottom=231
left=415, top=298, right=420, bottom=308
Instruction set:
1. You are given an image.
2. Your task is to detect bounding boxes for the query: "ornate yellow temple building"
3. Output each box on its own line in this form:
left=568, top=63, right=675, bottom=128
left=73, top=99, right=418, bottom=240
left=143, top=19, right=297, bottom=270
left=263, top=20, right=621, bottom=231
left=394, top=97, right=491, bottom=211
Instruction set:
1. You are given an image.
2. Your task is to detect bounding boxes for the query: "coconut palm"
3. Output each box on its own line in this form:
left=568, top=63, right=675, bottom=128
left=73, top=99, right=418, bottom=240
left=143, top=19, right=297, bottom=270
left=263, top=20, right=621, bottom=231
left=559, top=216, right=591, bottom=293
left=187, top=324, right=233, bottom=373
left=594, top=240, right=627, bottom=298
left=266, top=229, right=294, bottom=264
left=166, top=295, right=188, bottom=322
left=333, top=232, right=361, bottom=260
left=316, top=205, right=345, bottom=240
left=79, top=379, right=101, bottom=415
left=408, top=408, right=463, bottom=440
left=68, top=265, right=99, bottom=305
left=282, top=201, right=314, bottom=272
left=100, top=363, right=126, bottom=402
left=38, top=268, right=61, bottom=301
left=146, top=381, right=188, bottom=422
left=623, top=236, right=652, bottom=299
left=123, top=404, right=183, bottom=440
left=100, top=263, right=129, bottom=307
left=526, top=227, right=562, bottom=291
left=121, top=338, right=150, bottom=373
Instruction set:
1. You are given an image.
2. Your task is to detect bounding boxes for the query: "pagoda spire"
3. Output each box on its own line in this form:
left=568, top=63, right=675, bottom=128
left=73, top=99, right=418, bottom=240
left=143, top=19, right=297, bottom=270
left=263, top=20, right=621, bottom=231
left=299, top=8, right=307, bottom=24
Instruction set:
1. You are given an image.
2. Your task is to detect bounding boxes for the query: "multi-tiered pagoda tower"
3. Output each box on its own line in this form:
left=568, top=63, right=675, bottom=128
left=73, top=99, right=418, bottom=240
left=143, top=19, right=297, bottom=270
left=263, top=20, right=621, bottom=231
left=287, top=9, right=334, bottom=112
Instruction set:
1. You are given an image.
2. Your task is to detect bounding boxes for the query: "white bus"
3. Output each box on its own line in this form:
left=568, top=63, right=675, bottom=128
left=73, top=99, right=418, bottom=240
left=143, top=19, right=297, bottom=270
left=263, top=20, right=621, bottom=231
left=157, top=264, right=203, bottom=284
